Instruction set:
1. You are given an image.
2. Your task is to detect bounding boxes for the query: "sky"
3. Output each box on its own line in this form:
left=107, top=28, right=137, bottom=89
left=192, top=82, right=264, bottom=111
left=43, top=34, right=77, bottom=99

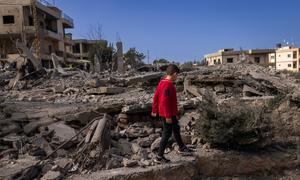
left=54, top=0, right=300, bottom=63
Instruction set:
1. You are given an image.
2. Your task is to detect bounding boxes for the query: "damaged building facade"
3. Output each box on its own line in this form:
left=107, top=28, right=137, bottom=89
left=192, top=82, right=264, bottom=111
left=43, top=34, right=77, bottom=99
left=205, top=46, right=300, bottom=72
left=204, top=48, right=275, bottom=66
left=0, top=0, right=74, bottom=68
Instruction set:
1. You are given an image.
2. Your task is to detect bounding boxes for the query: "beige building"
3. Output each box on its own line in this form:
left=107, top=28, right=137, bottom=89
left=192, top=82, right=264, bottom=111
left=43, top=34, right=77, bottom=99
left=0, top=0, right=74, bottom=68
left=269, top=46, right=300, bottom=72
left=204, top=48, right=275, bottom=66
left=73, top=39, right=107, bottom=60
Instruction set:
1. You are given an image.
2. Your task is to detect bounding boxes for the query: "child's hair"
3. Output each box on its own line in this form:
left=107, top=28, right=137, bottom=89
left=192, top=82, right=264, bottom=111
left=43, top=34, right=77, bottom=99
left=166, top=64, right=180, bottom=75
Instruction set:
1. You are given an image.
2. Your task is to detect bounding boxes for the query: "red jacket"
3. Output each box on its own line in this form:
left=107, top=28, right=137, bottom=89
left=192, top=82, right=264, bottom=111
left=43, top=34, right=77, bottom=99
left=152, top=79, right=178, bottom=118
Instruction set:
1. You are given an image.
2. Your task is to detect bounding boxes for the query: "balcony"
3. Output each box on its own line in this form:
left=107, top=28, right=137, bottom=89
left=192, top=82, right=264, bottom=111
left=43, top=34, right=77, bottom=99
left=61, top=13, right=74, bottom=28
left=35, top=0, right=61, bottom=19
left=64, top=34, right=74, bottom=45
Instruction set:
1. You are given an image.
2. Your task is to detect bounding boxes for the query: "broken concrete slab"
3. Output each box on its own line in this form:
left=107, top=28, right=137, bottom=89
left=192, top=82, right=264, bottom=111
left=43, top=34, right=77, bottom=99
left=88, top=87, right=125, bottom=95
left=41, top=170, right=62, bottom=180
left=47, top=122, right=77, bottom=144
left=243, top=85, right=264, bottom=97
left=0, top=156, right=39, bottom=179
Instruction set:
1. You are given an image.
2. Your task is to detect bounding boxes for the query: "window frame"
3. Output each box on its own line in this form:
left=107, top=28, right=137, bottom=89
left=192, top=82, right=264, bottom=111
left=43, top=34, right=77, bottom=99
left=2, top=15, right=15, bottom=25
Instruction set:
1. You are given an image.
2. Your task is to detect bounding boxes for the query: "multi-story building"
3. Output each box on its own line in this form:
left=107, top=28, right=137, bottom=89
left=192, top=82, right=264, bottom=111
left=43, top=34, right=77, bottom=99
left=73, top=39, right=101, bottom=61
left=0, top=0, right=74, bottom=68
left=269, top=46, right=300, bottom=72
left=204, top=48, right=275, bottom=66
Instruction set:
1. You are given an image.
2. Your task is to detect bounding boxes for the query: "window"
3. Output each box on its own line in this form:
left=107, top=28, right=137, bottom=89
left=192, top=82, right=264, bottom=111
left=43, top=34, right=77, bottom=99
left=293, top=61, right=297, bottom=69
left=227, top=58, right=233, bottom=63
left=254, top=57, right=260, bottom=63
left=28, top=16, right=33, bottom=26
left=293, top=51, right=297, bottom=59
left=288, top=54, right=291, bottom=58
left=217, top=59, right=221, bottom=64
left=213, top=59, right=217, bottom=64
left=271, top=56, right=275, bottom=59
left=288, top=64, right=291, bottom=67
left=3, top=15, right=15, bottom=24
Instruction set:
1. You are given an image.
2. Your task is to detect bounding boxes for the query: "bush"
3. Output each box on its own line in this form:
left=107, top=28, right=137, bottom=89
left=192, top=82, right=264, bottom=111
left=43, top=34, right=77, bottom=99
left=195, top=98, right=271, bottom=149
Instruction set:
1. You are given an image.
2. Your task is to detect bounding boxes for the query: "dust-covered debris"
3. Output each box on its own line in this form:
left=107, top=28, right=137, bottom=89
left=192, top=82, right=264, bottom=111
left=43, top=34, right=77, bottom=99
left=1, top=64, right=300, bottom=179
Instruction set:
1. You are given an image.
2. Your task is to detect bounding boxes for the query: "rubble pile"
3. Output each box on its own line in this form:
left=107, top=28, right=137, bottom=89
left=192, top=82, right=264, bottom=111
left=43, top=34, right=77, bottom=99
left=1, top=64, right=300, bottom=179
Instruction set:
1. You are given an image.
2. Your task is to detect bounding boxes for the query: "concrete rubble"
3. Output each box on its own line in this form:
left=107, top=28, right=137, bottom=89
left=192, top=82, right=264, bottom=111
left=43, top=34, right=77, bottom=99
left=1, top=63, right=300, bottom=179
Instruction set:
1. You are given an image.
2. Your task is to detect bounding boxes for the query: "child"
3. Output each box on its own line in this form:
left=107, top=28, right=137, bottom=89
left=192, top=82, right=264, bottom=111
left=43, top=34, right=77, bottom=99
left=152, top=64, right=192, bottom=163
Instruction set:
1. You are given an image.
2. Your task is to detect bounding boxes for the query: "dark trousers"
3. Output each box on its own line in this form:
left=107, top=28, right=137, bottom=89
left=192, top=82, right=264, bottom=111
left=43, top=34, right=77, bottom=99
left=158, top=116, right=185, bottom=156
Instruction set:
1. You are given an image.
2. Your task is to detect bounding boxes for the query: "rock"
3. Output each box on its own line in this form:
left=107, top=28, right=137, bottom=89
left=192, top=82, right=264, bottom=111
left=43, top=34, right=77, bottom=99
left=136, top=137, right=153, bottom=148
left=149, top=133, right=160, bottom=141
left=54, top=158, right=72, bottom=173
left=151, top=137, right=161, bottom=151
left=106, top=158, right=123, bottom=170
left=123, top=158, right=138, bottom=167
left=125, top=72, right=163, bottom=86
left=117, top=113, right=128, bottom=124
left=112, top=139, right=132, bottom=156
left=0, top=156, right=39, bottom=179
left=214, top=84, right=226, bottom=93
left=155, top=128, right=162, bottom=134
left=85, top=79, right=102, bottom=88
left=47, top=122, right=77, bottom=144
left=109, top=147, right=122, bottom=156
left=24, top=118, right=54, bottom=135
left=140, top=159, right=151, bottom=167
left=0, top=123, right=21, bottom=137
left=138, top=148, right=149, bottom=160
left=181, top=134, right=192, bottom=145
left=1, top=134, right=26, bottom=149
left=88, top=87, right=124, bottom=95
left=41, top=170, right=62, bottom=180
left=243, top=85, right=264, bottom=97
left=191, top=137, right=201, bottom=145
left=121, top=103, right=152, bottom=114
left=131, top=143, right=141, bottom=154
left=52, top=85, right=65, bottom=94
left=126, top=123, right=154, bottom=138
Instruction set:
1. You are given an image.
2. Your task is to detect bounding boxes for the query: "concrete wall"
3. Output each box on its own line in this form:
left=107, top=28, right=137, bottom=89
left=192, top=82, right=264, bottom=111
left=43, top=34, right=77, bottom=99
left=0, top=5, right=23, bottom=34
left=222, top=55, right=240, bottom=64
left=248, top=54, right=269, bottom=65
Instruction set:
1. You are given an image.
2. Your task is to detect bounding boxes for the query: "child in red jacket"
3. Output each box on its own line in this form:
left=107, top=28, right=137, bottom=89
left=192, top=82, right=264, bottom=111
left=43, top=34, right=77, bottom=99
left=152, top=64, right=191, bottom=163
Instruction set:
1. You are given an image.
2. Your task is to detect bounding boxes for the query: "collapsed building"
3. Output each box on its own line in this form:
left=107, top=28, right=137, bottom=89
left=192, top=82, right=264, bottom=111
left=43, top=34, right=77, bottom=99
left=0, top=0, right=74, bottom=68
left=1, top=62, right=300, bottom=179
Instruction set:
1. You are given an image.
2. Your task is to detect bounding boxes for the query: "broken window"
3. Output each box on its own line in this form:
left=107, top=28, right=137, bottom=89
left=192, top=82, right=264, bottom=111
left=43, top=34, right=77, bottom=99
left=3, top=15, right=15, bottom=24
left=73, top=44, right=81, bottom=53
left=227, top=58, right=233, bottom=63
left=293, top=61, right=297, bottom=69
left=254, top=57, right=260, bottom=64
